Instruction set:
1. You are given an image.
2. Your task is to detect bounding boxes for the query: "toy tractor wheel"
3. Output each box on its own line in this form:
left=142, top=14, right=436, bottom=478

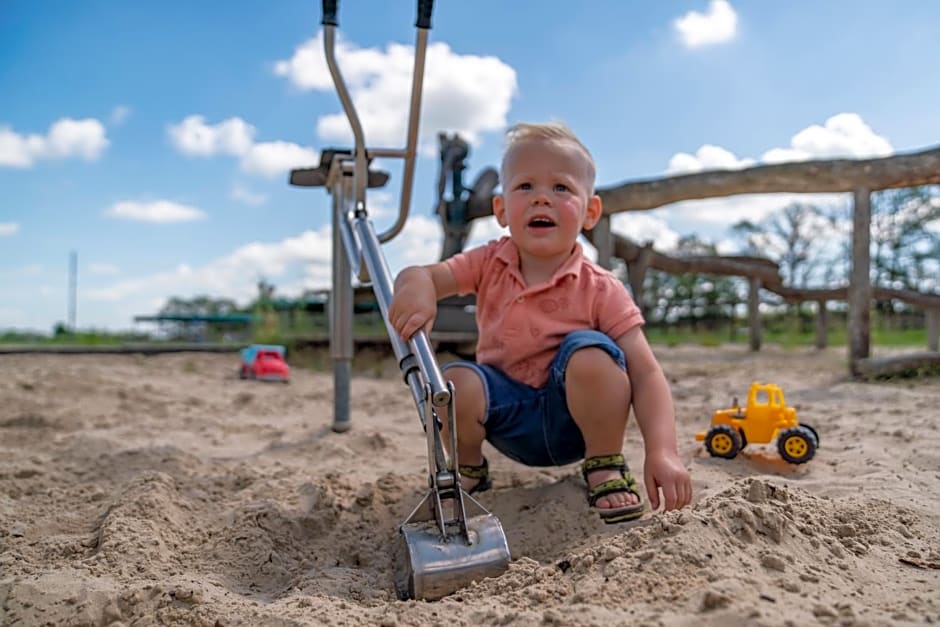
left=705, top=425, right=742, bottom=459
left=800, top=423, right=820, bottom=448
left=777, top=426, right=817, bottom=464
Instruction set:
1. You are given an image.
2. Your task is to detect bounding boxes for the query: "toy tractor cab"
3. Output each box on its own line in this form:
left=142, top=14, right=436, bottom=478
left=696, top=382, right=819, bottom=464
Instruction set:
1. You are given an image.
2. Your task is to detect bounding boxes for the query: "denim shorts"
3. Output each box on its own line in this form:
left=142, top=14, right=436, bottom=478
left=442, top=329, right=626, bottom=467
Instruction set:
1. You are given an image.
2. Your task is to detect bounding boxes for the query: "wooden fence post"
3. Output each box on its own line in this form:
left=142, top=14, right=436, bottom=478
left=594, top=215, right=613, bottom=270
left=928, top=309, right=939, bottom=352
left=628, top=241, right=654, bottom=315
left=815, top=299, right=828, bottom=349
left=848, top=187, right=872, bottom=375
left=748, top=277, right=762, bottom=352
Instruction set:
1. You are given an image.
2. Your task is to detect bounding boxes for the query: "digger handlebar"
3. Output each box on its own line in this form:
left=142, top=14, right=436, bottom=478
left=322, top=1, right=432, bottom=30
left=321, top=0, right=338, bottom=26
left=416, top=0, right=433, bottom=29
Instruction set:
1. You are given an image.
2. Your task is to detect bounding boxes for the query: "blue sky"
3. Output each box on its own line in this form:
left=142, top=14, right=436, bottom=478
left=2, top=0, right=939, bottom=333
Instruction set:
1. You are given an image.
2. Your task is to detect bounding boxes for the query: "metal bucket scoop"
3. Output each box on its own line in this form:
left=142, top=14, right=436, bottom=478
left=396, top=493, right=510, bottom=600
left=394, top=383, right=510, bottom=600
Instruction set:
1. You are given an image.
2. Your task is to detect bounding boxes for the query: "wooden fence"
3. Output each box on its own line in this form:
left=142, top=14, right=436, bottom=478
left=442, top=144, right=940, bottom=378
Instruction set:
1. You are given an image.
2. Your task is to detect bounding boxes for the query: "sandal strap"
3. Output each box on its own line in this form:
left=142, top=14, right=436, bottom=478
left=581, top=453, right=627, bottom=481
left=587, top=475, right=641, bottom=507
left=457, top=457, right=489, bottom=480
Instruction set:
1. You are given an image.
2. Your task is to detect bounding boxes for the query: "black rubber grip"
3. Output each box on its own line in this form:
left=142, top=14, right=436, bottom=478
left=416, top=0, right=433, bottom=29
left=322, top=0, right=338, bottom=26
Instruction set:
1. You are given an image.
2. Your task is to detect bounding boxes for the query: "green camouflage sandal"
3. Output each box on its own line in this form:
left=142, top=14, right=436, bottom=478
left=458, top=457, right=493, bottom=495
left=582, top=453, right=645, bottom=524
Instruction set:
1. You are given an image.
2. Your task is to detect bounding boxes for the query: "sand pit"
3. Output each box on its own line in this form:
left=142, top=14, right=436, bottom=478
left=1, top=345, right=938, bottom=625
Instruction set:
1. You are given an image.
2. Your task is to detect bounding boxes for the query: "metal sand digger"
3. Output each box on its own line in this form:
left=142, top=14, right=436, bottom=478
left=291, top=0, right=510, bottom=601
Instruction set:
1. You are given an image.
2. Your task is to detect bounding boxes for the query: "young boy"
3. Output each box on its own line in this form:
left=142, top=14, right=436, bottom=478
left=389, top=122, right=691, bottom=523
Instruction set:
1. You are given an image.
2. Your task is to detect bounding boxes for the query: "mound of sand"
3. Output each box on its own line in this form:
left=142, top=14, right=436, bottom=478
left=1, top=345, right=938, bottom=625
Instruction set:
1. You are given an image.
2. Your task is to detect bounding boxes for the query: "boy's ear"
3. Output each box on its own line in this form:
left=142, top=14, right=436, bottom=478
left=493, top=194, right=508, bottom=227
left=582, top=194, right=603, bottom=230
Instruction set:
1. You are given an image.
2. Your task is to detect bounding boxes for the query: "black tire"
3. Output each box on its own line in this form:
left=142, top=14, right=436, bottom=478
left=777, top=426, right=817, bottom=464
left=800, top=423, right=820, bottom=447
left=705, top=424, right=742, bottom=459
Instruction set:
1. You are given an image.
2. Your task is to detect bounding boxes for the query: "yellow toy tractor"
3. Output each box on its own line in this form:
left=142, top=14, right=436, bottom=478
left=696, top=382, right=819, bottom=464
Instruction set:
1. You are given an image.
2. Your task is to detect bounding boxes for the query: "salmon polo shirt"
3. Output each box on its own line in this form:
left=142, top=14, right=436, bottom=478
left=445, top=236, right=644, bottom=388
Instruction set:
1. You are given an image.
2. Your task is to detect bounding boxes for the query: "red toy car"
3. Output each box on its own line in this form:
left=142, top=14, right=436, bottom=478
left=239, top=344, right=290, bottom=383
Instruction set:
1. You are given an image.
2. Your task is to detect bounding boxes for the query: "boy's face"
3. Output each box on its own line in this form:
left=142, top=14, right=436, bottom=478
left=493, top=138, right=602, bottom=262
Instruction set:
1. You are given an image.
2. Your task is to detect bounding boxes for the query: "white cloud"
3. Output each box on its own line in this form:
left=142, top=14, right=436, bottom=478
left=275, top=33, right=516, bottom=150
left=674, top=0, right=738, bottom=48
left=45, top=118, right=109, bottom=159
left=660, top=193, right=826, bottom=229
left=383, top=214, right=448, bottom=267
left=104, top=200, right=207, bottom=224
left=168, top=115, right=254, bottom=157
left=110, top=106, right=131, bottom=126
left=86, top=229, right=334, bottom=308
left=230, top=183, right=268, bottom=206
left=0, top=222, right=19, bottom=236
left=0, top=118, right=109, bottom=168
left=650, top=113, right=893, bottom=239
left=610, top=213, right=681, bottom=251
left=241, top=141, right=318, bottom=177
left=88, top=262, right=120, bottom=276
left=670, top=114, right=893, bottom=181
left=668, top=144, right=755, bottom=175
left=761, top=113, right=893, bottom=163
left=0, top=263, right=42, bottom=278
left=0, top=129, right=36, bottom=167
left=713, top=238, right=740, bottom=255
left=0, top=306, right=32, bottom=330
left=167, top=115, right=317, bottom=178
left=464, top=216, right=506, bottom=250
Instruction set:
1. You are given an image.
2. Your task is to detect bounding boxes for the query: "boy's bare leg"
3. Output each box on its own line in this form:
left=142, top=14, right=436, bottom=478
left=442, top=366, right=487, bottom=490
left=565, top=347, right=638, bottom=510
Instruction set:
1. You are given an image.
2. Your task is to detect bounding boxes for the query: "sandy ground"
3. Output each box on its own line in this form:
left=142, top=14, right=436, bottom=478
left=1, top=345, right=938, bottom=626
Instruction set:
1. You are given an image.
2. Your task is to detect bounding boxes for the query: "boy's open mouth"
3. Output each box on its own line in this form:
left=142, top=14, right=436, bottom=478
left=527, top=216, right=556, bottom=229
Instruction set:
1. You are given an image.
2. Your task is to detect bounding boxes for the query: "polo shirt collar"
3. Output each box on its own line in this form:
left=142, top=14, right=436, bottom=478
left=494, top=237, right=585, bottom=284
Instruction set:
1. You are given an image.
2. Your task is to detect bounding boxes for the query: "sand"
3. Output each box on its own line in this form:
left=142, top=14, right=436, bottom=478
left=1, top=345, right=938, bottom=626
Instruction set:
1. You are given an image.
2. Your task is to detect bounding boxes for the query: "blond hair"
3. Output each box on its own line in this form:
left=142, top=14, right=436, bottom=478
left=501, top=122, right=597, bottom=191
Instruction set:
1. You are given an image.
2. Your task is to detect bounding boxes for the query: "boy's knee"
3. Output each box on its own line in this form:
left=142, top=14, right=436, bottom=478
left=566, top=347, right=622, bottom=381
left=446, top=365, right=481, bottom=389
left=445, top=366, right=485, bottom=413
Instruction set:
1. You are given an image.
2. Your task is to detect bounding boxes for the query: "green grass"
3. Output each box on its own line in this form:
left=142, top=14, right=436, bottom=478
left=0, top=330, right=151, bottom=345
left=645, top=323, right=930, bottom=349
left=3, top=311, right=931, bottom=352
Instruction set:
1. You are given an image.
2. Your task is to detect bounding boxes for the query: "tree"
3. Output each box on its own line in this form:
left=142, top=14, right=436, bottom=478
left=159, top=295, right=239, bottom=316
left=731, top=202, right=835, bottom=288
left=644, top=235, right=742, bottom=329
left=156, top=295, right=244, bottom=340
left=871, top=185, right=940, bottom=294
